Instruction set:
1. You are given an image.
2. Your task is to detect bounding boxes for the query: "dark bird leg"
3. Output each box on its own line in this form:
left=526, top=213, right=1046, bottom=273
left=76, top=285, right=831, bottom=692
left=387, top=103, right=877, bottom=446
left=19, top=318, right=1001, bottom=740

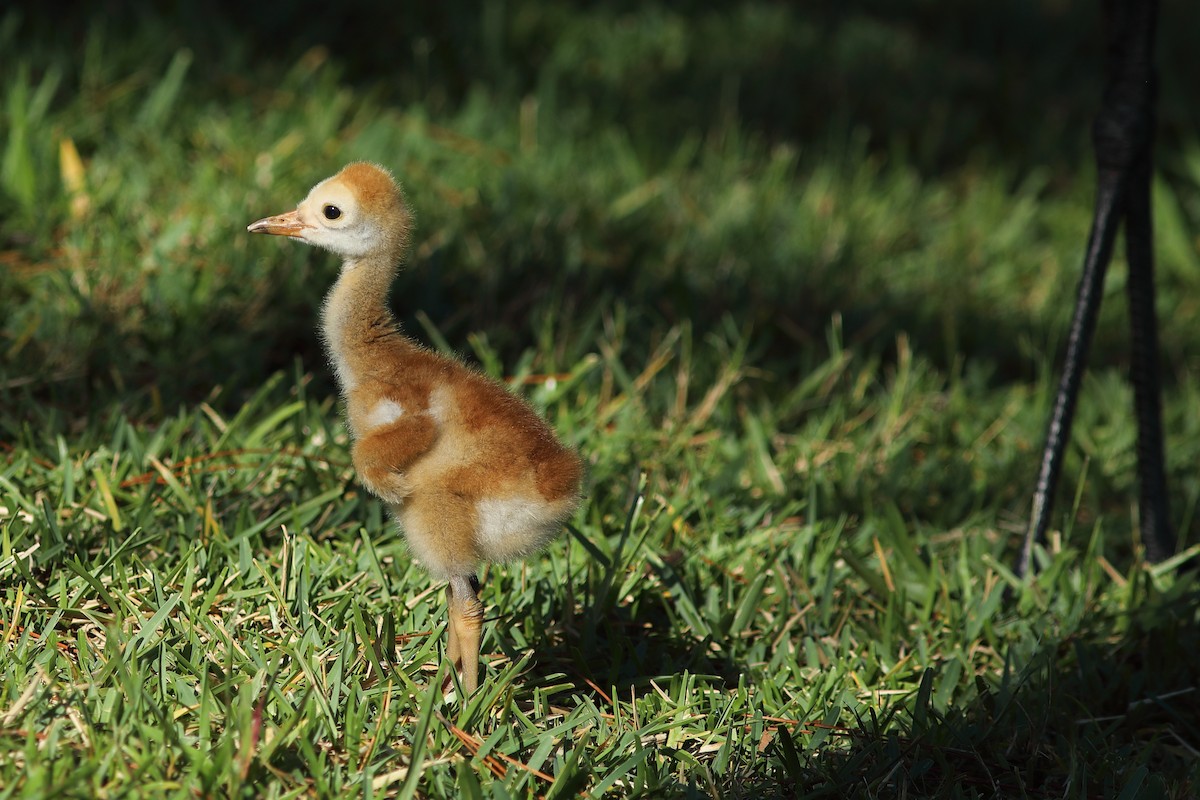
left=1021, top=0, right=1173, bottom=575
left=1122, top=83, right=1174, bottom=565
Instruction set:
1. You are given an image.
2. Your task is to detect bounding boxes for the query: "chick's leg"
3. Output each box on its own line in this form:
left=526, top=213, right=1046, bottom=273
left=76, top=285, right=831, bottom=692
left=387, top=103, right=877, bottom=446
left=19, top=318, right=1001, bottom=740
left=446, top=574, right=484, bottom=694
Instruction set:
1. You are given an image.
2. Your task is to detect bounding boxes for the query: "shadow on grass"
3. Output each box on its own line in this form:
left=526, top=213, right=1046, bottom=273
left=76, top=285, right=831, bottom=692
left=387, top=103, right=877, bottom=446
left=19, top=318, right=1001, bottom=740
left=767, top=578, right=1200, bottom=797
left=5, top=0, right=1200, bottom=422
left=489, top=538, right=1200, bottom=797
left=498, top=538, right=748, bottom=695
left=28, top=0, right=1200, bottom=171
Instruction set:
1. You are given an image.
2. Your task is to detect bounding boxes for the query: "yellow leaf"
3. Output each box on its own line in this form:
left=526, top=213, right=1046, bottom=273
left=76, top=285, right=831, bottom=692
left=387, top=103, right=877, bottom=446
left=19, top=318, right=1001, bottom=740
left=59, top=137, right=90, bottom=219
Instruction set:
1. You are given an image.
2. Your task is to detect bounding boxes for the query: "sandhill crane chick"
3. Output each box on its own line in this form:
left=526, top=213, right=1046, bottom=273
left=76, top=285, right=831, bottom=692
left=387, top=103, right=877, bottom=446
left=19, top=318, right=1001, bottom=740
left=249, top=162, right=582, bottom=694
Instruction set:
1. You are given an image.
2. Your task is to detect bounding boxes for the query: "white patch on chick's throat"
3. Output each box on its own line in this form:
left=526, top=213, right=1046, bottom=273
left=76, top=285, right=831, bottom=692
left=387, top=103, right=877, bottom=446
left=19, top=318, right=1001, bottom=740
left=364, top=398, right=405, bottom=429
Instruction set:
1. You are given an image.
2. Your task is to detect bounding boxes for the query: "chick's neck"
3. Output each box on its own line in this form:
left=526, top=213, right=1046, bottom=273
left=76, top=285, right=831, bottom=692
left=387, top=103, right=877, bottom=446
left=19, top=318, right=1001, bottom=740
left=320, top=251, right=413, bottom=388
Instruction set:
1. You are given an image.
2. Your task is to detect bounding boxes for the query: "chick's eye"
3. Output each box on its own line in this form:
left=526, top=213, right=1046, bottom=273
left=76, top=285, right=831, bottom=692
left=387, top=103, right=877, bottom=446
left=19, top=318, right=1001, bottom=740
left=323, top=205, right=342, bottom=220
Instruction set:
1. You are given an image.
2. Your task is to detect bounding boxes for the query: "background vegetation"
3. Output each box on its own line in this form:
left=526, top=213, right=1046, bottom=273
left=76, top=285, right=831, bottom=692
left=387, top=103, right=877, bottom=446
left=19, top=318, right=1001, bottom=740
left=3, top=1, right=1200, bottom=796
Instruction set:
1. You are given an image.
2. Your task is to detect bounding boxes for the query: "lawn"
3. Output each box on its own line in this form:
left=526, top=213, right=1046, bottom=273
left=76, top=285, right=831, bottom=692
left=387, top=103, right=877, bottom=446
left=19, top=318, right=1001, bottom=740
left=3, top=2, right=1200, bottom=797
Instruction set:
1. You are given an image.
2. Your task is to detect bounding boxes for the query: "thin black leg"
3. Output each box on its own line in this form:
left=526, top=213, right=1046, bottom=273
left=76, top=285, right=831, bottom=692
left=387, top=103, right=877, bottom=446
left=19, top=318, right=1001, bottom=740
left=1021, top=167, right=1126, bottom=577
left=1021, top=0, right=1172, bottom=574
left=1117, top=0, right=1174, bottom=563
left=1125, top=126, right=1174, bottom=563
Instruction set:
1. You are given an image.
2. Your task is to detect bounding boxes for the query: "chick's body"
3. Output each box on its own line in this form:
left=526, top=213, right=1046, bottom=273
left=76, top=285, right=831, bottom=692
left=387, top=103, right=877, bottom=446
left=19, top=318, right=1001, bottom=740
left=339, top=336, right=581, bottom=578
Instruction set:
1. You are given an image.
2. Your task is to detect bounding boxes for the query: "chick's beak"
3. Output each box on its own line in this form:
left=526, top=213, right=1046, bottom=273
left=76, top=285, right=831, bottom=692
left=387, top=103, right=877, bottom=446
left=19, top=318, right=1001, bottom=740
left=247, top=209, right=308, bottom=238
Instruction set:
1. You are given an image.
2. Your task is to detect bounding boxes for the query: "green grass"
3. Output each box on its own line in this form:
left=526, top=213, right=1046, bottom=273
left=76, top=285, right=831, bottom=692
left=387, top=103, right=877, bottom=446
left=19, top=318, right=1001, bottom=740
left=4, top=2, right=1200, bottom=797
